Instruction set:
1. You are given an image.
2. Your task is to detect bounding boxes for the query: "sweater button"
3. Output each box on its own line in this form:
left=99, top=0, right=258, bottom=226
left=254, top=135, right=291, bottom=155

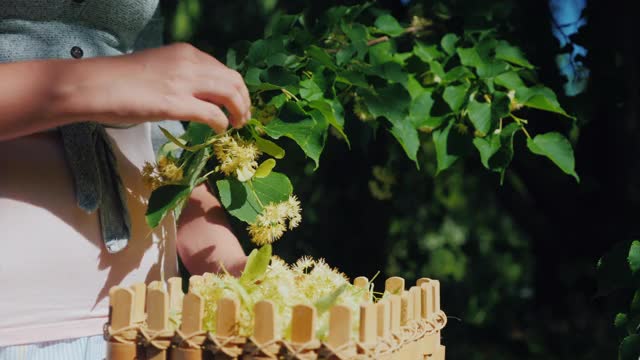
left=70, top=46, right=84, bottom=59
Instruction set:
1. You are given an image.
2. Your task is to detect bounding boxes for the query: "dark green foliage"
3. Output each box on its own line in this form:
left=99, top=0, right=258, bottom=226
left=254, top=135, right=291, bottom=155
left=157, top=0, right=640, bottom=359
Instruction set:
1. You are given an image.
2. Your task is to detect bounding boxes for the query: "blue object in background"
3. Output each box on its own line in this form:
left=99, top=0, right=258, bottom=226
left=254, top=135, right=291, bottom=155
left=549, top=0, right=589, bottom=96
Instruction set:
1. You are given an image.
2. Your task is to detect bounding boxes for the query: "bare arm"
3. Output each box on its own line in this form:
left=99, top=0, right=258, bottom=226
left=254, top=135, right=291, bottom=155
left=176, top=184, right=247, bottom=277
left=0, top=43, right=250, bottom=141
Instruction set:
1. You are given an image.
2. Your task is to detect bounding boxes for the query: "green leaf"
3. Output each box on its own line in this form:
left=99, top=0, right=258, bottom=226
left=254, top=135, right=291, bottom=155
left=336, top=45, right=356, bottom=66
left=527, top=132, right=579, bottom=182
left=615, top=313, right=629, bottom=328
left=427, top=60, right=446, bottom=80
left=409, top=91, right=435, bottom=126
left=628, top=240, right=640, bottom=274
left=299, top=78, right=324, bottom=102
left=363, top=84, right=410, bottom=123
left=619, top=335, right=640, bottom=360
left=374, top=14, right=405, bottom=37
left=494, top=71, right=526, bottom=90
left=246, top=37, right=286, bottom=65
left=185, top=122, right=213, bottom=145
left=216, top=172, right=292, bottom=223
left=373, top=62, right=408, bottom=85
left=262, top=66, right=299, bottom=87
left=443, top=84, right=469, bottom=111
left=306, top=45, right=337, bottom=71
left=341, top=22, right=368, bottom=60
left=495, top=41, right=534, bottom=69
left=263, top=103, right=328, bottom=168
left=159, top=126, right=213, bottom=152
left=240, top=245, right=272, bottom=285
left=457, top=47, right=483, bottom=68
left=254, top=159, right=276, bottom=178
left=477, top=60, right=509, bottom=78
left=443, top=66, right=474, bottom=83
left=336, top=71, right=368, bottom=88
left=432, top=120, right=458, bottom=173
left=308, top=100, right=350, bottom=145
left=363, top=85, right=418, bottom=163
left=491, top=91, right=512, bottom=120
left=518, top=86, right=570, bottom=117
left=413, top=42, right=443, bottom=62
left=368, top=42, right=395, bottom=66
left=389, top=117, right=420, bottom=164
left=473, top=123, right=520, bottom=176
left=441, top=33, right=459, bottom=55
left=467, top=100, right=492, bottom=134
left=314, top=284, right=348, bottom=316
left=255, top=136, right=285, bottom=159
left=244, top=67, right=263, bottom=87
left=146, top=185, right=191, bottom=228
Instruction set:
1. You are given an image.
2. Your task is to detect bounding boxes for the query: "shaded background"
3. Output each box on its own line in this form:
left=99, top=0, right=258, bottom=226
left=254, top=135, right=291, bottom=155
left=160, top=0, right=640, bottom=358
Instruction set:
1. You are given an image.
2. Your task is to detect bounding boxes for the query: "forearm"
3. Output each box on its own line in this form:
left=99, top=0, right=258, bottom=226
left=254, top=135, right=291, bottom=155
left=0, top=57, right=135, bottom=141
left=0, top=59, right=78, bottom=140
left=176, top=183, right=247, bottom=276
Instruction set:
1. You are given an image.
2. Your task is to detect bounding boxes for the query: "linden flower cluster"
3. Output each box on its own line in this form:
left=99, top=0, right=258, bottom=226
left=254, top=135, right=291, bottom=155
left=248, top=196, right=302, bottom=246
left=213, top=134, right=261, bottom=182
left=142, top=156, right=183, bottom=190
left=189, top=256, right=368, bottom=340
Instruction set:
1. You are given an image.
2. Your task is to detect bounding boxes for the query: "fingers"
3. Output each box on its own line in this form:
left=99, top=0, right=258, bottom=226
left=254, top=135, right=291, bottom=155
left=155, top=43, right=252, bottom=131
left=174, top=99, right=230, bottom=134
left=192, top=69, right=250, bottom=129
left=191, top=51, right=251, bottom=128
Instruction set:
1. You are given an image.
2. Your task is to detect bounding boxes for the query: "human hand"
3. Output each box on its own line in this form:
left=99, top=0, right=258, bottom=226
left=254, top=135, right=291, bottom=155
left=59, top=43, right=251, bottom=133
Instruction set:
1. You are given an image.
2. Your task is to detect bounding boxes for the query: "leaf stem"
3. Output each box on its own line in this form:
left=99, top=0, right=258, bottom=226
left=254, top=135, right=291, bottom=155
left=281, top=88, right=300, bottom=102
left=510, top=114, right=532, bottom=139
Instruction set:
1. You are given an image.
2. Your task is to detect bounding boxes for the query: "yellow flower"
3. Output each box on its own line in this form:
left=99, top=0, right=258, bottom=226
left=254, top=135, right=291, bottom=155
left=213, top=134, right=261, bottom=182
left=142, top=156, right=183, bottom=190
left=247, top=195, right=302, bottom=245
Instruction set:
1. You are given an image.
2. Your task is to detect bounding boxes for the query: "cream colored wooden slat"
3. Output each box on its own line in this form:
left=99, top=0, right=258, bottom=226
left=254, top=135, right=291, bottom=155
left=145, top=288, right=170, bottom=360
left=353, top=276, right=370, bottom=303
left=148, top=280, right=164, bottom=291
left=181, top=293, right=204, bottom=335
left=216, top=297, right=240, bottom=337
left=420, top=283, right=434, bottom=320
left=389, top=294, right=402, bottom=334
left=130, top=283, right=146, bottom=324
left=167, top=277, right=183, bottom=312
left=291, top=304, right=316, bottom=344
left=410, top=286, right=421, bottom=324
left=384, top=276, right=405, bottom=295
left=111, top=287, right=134, bottom=331
left=376, top=300, right=390, bottom=338
left=400, top=290, right=413, bottom=325
left=147, top=288, right=169, bottom=331
left=327, top=305, right=352, bottom=349
left=431, top=280, right=441, bottom=312
left=354, top=276, right=369, bottom=288
left=253, top=300, right=277, bottom=345
left=359, top=303, right=377, bottom=346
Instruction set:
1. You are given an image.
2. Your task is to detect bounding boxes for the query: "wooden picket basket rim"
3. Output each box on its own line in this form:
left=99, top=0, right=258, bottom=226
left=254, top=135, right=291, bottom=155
left=105, top=275, right=447, bottom=359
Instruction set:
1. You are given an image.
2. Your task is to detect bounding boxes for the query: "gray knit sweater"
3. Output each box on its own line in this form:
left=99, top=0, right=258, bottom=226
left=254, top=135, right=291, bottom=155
left=0, top=0, right=179, bottom=253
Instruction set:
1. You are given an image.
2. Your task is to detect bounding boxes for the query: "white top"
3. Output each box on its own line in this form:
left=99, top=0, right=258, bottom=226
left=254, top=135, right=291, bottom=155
left=0, top=124, right=178, bottom=346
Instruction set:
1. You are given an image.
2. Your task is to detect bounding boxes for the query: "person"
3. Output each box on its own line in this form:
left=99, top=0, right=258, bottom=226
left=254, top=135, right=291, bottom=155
left=0, top=0, right=249, bottom=358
